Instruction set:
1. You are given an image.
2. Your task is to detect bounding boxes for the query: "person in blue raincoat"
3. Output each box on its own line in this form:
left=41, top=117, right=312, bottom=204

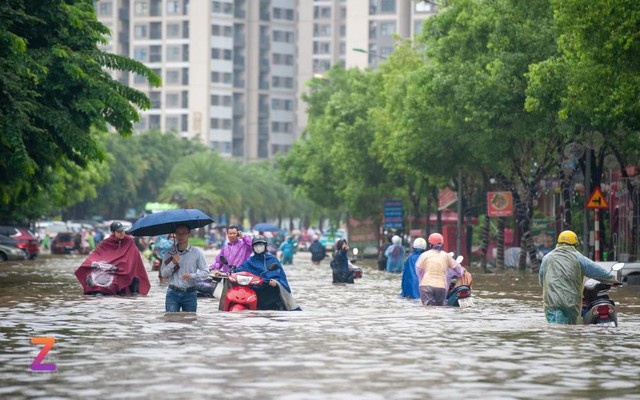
left=237, top=235, right=300, bottom=310
left=279, top=236, right=295, bottom=265
left=385, top=235, right=405, bottom=273
left=400, top=238, right=426, bottom=299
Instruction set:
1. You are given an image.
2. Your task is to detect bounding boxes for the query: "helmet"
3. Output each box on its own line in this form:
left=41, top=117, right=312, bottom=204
left=110, top=221, right=124, bottom=232
left=557, top=230, right=578, bottom=246
left=252, top=235, right=268, bottom=246
left=391, top=235, right=401, bottom=245
left=428, top=233, right=444, bottom=246
left=413, top=238, right=427, bottom=250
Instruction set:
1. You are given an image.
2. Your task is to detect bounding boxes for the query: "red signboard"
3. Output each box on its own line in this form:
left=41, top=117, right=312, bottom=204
left=438, top=187, right=457, bottom=210
left=487, top=191, right=513, bottom=217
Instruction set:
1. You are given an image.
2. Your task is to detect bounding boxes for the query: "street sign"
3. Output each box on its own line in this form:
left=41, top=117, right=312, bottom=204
left=383, top=199, right=403, bottom=229
left=487, top=191, right=513, bottom=217
left=438, top=187, right=457, bottom=210
left=586, top=187, right=608, bottom=209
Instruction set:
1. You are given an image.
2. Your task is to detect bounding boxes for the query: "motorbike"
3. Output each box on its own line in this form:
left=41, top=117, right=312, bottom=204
left=446, top=255, right=474, bottom=307
left=582, top=262, right=624, bottom=326
left=349, top=248, right=363, bottom=279
left=196, top=255, right=235, bottom=298
left=215, top=263, right=281, bottom=311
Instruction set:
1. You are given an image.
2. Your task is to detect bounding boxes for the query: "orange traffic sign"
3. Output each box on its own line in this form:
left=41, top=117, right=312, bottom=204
left=586, top=187, right=608, bottom=209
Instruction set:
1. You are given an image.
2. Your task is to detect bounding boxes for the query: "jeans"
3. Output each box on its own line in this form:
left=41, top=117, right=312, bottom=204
left=165, top=288, right=197, bottom=312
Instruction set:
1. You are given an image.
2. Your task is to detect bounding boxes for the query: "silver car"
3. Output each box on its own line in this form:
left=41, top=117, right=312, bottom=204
left=0, top=243, right=28, bottom=262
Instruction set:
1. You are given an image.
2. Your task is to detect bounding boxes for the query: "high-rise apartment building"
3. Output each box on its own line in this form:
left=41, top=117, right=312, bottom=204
left=95, top=0, right=436, bottom=161
left=345, top=0, right=437, bottom=69
left=96, top=0, right=298, bottom=162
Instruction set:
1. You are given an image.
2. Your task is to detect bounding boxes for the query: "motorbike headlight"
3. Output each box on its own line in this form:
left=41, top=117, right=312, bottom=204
left=236, top=274, right=253, bottom=286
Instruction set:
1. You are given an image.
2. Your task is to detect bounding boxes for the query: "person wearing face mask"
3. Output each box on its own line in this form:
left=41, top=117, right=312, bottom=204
left=235, top=235, right=300, bottom=310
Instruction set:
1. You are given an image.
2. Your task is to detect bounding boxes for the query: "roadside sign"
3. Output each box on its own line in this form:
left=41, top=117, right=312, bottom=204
left=383, top=199, right=403, bottom=229
left=487, top=191, right=513, bottom=217
left=438, top=187, right=457, bottom=210
left=586, top=187, right=607, bottom=209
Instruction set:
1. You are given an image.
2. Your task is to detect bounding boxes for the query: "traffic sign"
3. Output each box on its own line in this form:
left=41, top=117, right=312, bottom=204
left=586, top=187, right=607, bottom=209
left=383, top=199, right=404, bottom=229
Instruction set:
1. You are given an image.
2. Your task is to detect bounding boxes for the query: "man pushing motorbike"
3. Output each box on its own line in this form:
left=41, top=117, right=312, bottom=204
left=539, top=230, right=619, bottom=324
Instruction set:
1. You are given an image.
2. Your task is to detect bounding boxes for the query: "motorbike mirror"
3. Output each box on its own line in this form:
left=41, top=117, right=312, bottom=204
left=584, top=278, right=600, bottom=289
left=219, top=255, right=229, bottom=265
left=352, top=248, right=359, bottom=256
left=456, top=255, right=464, bottom=264
left=611, top=263, right=624, bottom=272
left=268, top=263, right=280, bottom=271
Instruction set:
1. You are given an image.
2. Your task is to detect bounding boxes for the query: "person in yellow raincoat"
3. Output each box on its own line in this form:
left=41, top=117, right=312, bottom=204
left=539, top=230, right=618, bottom=324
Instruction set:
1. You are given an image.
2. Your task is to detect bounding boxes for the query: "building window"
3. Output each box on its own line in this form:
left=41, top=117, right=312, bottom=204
left=313, top=59, right=331, bottom=73
left=380, top=21, right=396, bottom=37
left=313, top=6, right=331, bottom=18
left=150, top=22, right=162, bottom=39
left=149, top=45, right=162, bottom=62
left=166, top=69, right=180, bottom=85
left=166, top=116, right=179, bottom=131
left=167, top=45, right=181, bottom=61
left=149, top=91, right=161, bottom=108
left=313, top=41, right=331, bottom=54
left=167, top=23, right=180, bottom=38
left=99, top=2, right=113, bottom=16
left=181, top=114, right=188, bottom=131
left=134, top=24, right=147, bottom=39
left=313, top=24, right=331, bottom=37
left=133, top=47, right=148, bottom=62
left=149, top=115, right=161, bottom=130
left=166, top=93, right=180, bottom=108
left=150, top=0, right=162, bottom=16
left=134, top=1, right=149, bottom=16
left=167, top=0, right=180, bottom=15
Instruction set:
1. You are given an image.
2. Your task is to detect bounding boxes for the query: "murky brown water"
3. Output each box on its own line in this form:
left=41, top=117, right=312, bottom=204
left=1, top=253, right=639, bottom=399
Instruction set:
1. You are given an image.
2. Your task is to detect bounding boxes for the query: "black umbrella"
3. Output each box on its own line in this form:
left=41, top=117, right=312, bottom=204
left=127, top=209, right=214, bottom=237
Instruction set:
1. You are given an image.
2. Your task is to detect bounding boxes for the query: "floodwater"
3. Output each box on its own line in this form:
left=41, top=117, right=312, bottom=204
left=1, top=253, right=639, bottom=400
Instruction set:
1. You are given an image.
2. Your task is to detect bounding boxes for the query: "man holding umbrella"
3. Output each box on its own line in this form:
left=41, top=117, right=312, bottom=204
left=161, top=224, right=210, bottom=312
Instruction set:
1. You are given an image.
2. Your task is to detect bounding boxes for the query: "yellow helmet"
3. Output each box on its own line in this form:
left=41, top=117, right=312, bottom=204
left=557, top=230, right=578, bottom=246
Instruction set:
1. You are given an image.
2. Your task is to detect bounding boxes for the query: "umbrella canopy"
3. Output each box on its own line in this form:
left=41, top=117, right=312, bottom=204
left=252, top=222, right=280, bottom=232
left=127, top=209, right=214, bottom=237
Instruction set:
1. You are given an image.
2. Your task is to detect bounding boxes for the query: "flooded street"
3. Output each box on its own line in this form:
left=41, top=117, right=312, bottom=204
left=1, top=253, right=640, bottom=399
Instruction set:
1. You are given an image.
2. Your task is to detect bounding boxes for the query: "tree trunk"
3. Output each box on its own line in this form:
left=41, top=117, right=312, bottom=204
left=496, top=217, right=505, bottom=271
left=480, top=215, right=490, bottom=272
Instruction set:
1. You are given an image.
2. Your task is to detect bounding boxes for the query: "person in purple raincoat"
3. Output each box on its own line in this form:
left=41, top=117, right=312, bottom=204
left=209, top=225, right=253, bottom=272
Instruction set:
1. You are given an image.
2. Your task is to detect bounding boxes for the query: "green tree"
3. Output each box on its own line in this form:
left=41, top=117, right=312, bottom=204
left=281, top=66, right=390, bottom=219
left=0, top=0, right=160, bottom=219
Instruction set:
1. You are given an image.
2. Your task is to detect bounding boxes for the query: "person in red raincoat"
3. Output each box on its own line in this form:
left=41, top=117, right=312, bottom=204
left=74, top=222, right=150, bottom=296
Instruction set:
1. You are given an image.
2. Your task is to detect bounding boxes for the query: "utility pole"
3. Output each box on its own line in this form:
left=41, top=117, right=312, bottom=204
left=456, top=169, right=463, bottom=256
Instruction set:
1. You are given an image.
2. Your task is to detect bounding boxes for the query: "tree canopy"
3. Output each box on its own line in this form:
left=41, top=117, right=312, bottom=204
left=0, top=0, right=159, bottom=219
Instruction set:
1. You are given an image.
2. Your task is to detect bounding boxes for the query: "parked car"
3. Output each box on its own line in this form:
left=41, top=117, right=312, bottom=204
left=596, top=261, right=640, bottom=285
left=0, top=226, right=40, bottom=259
left=0, top=242, right=27, bottom=262
left=51, top=232, right=89, bottom=255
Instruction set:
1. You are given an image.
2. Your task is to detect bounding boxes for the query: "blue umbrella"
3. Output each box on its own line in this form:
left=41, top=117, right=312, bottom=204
left=252, top=222, right=280, bottom=232
left=127, top=209, right=214, bottom=237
